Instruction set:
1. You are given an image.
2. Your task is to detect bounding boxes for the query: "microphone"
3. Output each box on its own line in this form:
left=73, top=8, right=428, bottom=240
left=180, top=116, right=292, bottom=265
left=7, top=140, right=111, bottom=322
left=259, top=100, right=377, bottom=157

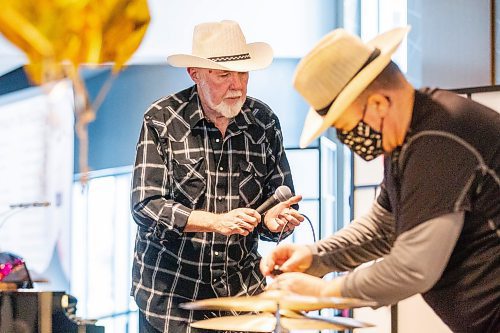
left=9, top=202, right=51, bottom=209
left=256, top=186, right=292, bottom=214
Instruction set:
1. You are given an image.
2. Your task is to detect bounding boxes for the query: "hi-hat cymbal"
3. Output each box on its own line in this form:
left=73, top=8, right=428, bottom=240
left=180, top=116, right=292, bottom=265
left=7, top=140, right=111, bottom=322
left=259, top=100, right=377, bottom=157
left=180, top=289, right=377, bottom=312
left=190, top=312, right=373, bottom=332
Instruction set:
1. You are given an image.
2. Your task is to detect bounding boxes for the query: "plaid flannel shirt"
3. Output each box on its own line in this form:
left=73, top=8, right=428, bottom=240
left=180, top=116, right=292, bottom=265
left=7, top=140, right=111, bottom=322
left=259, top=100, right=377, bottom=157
left=130, top=86, right=296, bottom=332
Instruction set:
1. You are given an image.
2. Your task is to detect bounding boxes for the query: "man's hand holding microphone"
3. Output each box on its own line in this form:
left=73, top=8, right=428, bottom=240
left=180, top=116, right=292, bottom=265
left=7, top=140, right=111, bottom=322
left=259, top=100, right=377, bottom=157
left=185, top=185, right=303, bottom=236
left=259, top=186, right=304, bottom=233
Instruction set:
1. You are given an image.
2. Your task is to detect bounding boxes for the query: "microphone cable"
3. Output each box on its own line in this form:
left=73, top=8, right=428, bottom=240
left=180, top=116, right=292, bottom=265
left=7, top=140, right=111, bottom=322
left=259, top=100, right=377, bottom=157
left=209, top=213, right=317, bottom=319
left=276, top=213, right=316, bottom=245
left=248, top=212, right=317, bottom=298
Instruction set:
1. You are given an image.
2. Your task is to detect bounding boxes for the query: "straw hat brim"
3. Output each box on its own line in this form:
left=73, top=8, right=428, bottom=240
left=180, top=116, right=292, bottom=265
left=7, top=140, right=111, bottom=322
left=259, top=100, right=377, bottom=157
left=167, top=42, right=273, bottom=72
left=299, top=26, right=411, bottom=148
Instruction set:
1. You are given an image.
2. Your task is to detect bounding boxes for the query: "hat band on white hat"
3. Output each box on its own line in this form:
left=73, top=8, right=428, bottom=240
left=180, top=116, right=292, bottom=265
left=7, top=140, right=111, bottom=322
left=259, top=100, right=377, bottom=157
left=316, top=48, right=382, bottom=116
left=208, top=53, right=251, bottom=62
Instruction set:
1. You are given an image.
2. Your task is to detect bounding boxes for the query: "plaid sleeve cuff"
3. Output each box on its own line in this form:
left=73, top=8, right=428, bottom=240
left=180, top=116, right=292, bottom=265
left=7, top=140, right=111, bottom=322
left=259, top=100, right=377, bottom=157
left=257, top=221, right=293, bottom=242
left=157, top=202, right=193, bottom=237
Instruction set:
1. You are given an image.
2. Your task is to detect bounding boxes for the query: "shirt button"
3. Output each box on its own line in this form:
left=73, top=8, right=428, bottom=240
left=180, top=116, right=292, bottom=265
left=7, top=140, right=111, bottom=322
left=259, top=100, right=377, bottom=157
left=219, top=167, right=224, bottom=171
left=215, top=138, right=220, bottom=143
left=214, top=251, right=219, bottom=256
left=218, top=196, right=222, bottom=201
left=213, top=278, right=217, bottom=283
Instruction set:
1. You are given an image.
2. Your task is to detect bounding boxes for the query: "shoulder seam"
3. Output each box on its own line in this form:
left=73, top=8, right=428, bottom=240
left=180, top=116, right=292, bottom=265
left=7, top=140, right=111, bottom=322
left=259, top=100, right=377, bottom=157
left=399, top=130, right=500, bottom=211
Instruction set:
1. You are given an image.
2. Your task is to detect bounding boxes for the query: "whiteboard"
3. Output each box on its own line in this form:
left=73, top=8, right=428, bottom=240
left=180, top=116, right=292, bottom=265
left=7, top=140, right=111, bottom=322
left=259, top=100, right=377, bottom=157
left=0, top=81, right=74, bottom=274
left=470, top=91, right=500, bottom=114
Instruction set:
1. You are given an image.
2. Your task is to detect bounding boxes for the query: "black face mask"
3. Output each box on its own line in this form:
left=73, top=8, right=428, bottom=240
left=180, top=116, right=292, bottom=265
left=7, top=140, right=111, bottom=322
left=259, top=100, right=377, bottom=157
left=336, top=119, right=384, bottom=161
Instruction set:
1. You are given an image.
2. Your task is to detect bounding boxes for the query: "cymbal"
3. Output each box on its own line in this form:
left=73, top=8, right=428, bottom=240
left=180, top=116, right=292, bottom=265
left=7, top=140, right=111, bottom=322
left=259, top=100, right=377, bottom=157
left=190, top=312, right=373, bottom=332
left=180, top=289, right=377, bottom=312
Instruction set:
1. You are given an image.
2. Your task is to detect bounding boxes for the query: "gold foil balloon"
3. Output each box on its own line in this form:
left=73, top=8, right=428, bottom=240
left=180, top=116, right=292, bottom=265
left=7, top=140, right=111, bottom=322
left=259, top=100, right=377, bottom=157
left=0, top=0, right=150, bottom=181
left=0, top=0, right=150, bottom=82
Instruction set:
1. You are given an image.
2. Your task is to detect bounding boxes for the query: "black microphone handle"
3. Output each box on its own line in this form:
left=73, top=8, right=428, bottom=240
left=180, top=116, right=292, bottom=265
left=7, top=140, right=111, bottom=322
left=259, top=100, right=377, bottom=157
left=255, top=196, right=280, bottom=215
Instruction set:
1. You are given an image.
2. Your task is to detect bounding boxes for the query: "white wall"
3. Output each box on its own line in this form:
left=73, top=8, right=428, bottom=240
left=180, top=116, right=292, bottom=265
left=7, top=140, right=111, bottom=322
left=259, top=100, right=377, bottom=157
left=132, top=0, right=336, bottom=62
left=407, top=0, right=491, bottom=88
left=398, top=295, right=451, bottom=333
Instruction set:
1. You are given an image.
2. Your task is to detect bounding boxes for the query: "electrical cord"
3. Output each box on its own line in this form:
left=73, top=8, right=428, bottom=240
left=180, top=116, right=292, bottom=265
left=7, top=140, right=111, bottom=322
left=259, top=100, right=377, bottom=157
left=0, top=209, right=26, bottom=231
left=249, top=213, right=316, bottom=297
left=0, top=203, right=51, bottom=232
left=202, top=213, right=318, bottom=319
left=277, top=213, right=316, bottom=245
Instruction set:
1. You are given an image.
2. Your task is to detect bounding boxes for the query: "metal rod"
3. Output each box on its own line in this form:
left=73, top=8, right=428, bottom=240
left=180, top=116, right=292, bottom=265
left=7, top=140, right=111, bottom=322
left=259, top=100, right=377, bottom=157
left=273, top=303, right=289, bottom=333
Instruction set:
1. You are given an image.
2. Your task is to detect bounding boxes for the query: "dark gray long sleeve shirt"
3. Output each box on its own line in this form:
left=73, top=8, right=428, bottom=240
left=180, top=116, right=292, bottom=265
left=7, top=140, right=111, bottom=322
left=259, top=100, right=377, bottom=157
left=306, top=201, right=464, bottom=306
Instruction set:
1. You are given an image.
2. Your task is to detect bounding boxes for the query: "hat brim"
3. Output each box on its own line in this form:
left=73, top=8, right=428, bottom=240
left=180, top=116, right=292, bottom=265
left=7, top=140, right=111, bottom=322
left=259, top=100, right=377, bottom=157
left=299, top=26, right=411, bottom=148
left=167, top=42, right=273, bottom=72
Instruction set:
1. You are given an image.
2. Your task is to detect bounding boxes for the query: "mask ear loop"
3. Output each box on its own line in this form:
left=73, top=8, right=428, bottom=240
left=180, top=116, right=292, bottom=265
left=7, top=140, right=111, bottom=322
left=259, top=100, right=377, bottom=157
left=378, top=115, right=384, bottom=151
left=378, top=94, right=392, bottom=135
left=361, top=104, right=368, bottom=123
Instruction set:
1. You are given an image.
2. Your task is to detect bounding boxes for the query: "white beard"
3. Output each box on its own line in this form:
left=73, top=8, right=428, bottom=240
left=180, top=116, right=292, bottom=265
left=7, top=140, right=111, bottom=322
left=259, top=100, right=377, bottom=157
left=199, top=81, right=244, bottom=118
left=212, top=98, right=244, bottom=118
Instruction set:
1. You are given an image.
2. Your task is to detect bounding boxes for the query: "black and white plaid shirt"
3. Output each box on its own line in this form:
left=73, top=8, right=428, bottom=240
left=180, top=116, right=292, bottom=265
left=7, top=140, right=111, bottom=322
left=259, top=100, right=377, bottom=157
left=131, top=86, right=296, bottom=332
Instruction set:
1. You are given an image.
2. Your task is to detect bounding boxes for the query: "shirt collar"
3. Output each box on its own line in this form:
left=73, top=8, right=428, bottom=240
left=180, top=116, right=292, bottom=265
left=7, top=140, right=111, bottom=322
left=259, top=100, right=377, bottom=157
left=186, top=86, right=205, bottom=129
left=233, top=103, right=257, bottom=130
left=405, top=88, right=437, bottom=140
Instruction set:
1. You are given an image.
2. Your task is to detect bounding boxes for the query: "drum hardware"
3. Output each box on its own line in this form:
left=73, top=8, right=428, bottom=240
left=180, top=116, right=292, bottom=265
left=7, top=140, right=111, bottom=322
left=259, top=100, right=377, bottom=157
left=180, top=289, right=378, bottom=312
left=181, top=289, right=376, bottom=332
left=189, top=306, right=372, bottom=332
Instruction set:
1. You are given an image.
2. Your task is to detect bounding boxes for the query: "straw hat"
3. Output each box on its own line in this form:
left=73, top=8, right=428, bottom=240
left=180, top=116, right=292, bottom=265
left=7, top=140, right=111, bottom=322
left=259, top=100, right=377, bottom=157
left=294, top=26, right=411, bottom=148
left=167, top=20, right=273, bottom=72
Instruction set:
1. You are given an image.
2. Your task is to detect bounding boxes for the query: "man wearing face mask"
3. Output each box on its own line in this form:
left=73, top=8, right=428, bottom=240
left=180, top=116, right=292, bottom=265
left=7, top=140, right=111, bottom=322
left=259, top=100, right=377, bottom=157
left=131, top=20, right=303, bottom=332
left=260, top=27, right=500, bottom=332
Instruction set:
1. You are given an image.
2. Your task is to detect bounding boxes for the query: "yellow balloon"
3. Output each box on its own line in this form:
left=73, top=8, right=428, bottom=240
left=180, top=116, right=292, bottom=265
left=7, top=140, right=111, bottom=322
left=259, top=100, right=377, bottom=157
left=0, top=0, right=150, bottom=84
left=0, top=0, right=150, bottom=179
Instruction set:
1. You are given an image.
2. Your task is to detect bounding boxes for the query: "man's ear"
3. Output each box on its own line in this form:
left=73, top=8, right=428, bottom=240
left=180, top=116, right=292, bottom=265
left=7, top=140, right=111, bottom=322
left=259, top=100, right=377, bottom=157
left=367, top=93, right=390, bottom=118
left=187, top=67, right=199, bottom=82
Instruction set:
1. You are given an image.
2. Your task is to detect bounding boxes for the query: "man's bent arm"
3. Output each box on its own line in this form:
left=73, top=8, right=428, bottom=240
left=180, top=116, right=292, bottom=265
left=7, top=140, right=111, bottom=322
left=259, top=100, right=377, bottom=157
left=306, top=200, right=395, bottom=276
left=131, top=117, right=193, bottom=237
left=337, top=211, right=464, bottom=305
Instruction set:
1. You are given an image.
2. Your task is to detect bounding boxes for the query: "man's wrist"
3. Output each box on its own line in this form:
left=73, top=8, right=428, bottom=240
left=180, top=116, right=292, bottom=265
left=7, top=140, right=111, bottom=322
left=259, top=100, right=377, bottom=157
left=320, top=276, right=344, bottom=297
left=185, top=211, right=219, bottom=232
left=206, top=212, right=219, bottom=232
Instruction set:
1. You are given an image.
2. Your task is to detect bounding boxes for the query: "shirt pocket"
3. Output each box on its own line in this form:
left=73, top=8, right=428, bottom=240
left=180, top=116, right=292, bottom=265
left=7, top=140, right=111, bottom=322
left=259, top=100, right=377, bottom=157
left=171, top=154, right=206, bottom=208
left=238, top=159, right=267, bottom=208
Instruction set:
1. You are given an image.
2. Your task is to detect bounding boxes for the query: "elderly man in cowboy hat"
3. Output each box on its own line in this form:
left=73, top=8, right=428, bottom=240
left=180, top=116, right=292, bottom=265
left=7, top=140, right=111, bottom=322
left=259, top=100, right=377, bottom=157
left=261, top=27, right=500, bottom=332
left=130, top=20, right=303, bottom=333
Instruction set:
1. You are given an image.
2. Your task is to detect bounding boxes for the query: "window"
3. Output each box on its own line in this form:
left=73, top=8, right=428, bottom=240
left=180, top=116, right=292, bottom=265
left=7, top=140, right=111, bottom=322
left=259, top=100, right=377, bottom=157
left=71, top=168, right=137, bottom=333
left=343, top=0, right=408, bottom=72
left=360, top=0, right=408, bottom=72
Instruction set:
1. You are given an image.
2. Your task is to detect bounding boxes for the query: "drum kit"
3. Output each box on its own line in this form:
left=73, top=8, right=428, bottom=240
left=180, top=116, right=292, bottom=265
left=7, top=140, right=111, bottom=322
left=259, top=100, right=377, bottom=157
left=180, top=289, right=377, bottom=332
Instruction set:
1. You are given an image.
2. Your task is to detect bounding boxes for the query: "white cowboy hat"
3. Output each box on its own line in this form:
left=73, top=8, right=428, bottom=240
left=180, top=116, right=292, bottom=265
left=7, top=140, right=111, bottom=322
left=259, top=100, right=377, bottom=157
left=167, top=20, right=273, bottom=72
left=294, top=26, right=411, bottom=148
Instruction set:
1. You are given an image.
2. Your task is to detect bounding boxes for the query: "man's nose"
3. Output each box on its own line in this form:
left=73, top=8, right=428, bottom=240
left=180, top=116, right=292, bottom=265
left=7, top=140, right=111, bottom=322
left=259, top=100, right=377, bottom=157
left=229, top=72, right=244, bottom=89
